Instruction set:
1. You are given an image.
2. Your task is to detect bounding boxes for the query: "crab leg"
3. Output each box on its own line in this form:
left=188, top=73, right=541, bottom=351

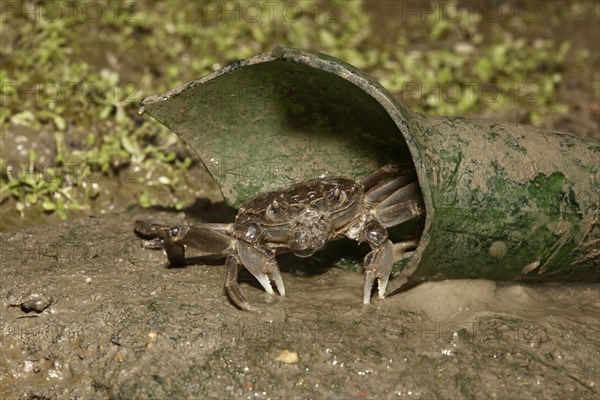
left=360, top=163, right=411, bottom=191
left=377, top=181, right=421, bottom=209
left=134, top=220, right=168, bottom=249
left=134, top=221, right=235, bottom=266
left=177, top=224, right=235, bottom=254
left=377, top=200, right=424, bottom=228
left=225, top=255, right=256, bottom=311
left=393, top=240, right=419, bottom=260
left=365, top=172, right=417, bottom=204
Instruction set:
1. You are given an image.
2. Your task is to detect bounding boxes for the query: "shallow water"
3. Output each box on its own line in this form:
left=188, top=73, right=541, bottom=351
left=0, top=208, right=598, bottom=399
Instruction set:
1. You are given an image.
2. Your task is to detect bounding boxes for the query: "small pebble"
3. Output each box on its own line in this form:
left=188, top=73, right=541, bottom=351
left=147, top=331, right=158, bottom=349
left=274, top=349, right=299, bottom=364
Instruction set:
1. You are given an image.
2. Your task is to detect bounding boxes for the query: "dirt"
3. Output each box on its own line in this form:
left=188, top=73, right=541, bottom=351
left=1, top=206, right=598, bottom=399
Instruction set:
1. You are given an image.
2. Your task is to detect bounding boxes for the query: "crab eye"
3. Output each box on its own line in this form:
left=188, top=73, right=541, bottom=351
left=265, top=200, right=280, bottom=220
left=170, top=226, right=180, bottom=237
left=327, top=188, right=347, bottom=205
left=307, top=191, right=317, bottom=201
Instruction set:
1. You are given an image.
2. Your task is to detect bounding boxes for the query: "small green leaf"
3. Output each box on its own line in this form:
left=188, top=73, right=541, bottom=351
left=175, top=200, right=186, bottom=210
left=53, top=115, right=66, bottom=131
left=26, top=193, right=38, bottom=204
left=99, top=105, right=113, bottom=119
left=56, top=197, right=65, bottom=211
left=29, top=149, right=38, bottom=163
left=56, top=208, right=67, bottom=219
left=139, top=190, right=151, bottom=208
left=121, top=135, right=140, bottom=155
left=319, top=30, right=336, bottom=48
left=10, top=111, right=36, bottom=126
left=42, top=199, right=56, bottom=210
left=87, top=133, right=95, bottom=147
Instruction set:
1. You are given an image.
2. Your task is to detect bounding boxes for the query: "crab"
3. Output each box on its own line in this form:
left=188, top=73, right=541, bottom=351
left=134, top=164, right=425, bottom=311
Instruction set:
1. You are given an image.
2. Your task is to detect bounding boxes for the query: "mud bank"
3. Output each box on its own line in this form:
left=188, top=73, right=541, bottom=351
left=1, top=208, right=598, bottom=399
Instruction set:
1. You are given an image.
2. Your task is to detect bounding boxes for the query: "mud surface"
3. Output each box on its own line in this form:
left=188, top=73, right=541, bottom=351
left=1, top=207, right=599, bottom=399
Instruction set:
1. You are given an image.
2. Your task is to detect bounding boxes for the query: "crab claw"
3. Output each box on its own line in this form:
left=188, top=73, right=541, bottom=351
left=224, top=241, right=286, bottom=311
left=362, top=239, right=394, bottom=304
left=266, top=260, right=286, bottom=297
left=237, top=242, right=287, bottom=295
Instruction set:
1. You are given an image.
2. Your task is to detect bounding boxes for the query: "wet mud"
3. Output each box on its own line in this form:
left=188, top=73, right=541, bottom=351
left=0, top=208, right=598, bottom=399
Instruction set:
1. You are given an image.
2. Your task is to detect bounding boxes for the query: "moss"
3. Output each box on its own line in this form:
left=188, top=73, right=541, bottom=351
left=527, top=172, right=581, bottom=222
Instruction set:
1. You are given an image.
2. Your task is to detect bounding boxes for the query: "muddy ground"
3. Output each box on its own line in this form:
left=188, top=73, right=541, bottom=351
left=0, top=206, right=598, bottom=399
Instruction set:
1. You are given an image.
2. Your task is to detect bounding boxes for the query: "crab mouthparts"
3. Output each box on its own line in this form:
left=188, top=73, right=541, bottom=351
left=290, top=222, right=328, bottom=257
left=293, top=248, right=318, bottom=258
